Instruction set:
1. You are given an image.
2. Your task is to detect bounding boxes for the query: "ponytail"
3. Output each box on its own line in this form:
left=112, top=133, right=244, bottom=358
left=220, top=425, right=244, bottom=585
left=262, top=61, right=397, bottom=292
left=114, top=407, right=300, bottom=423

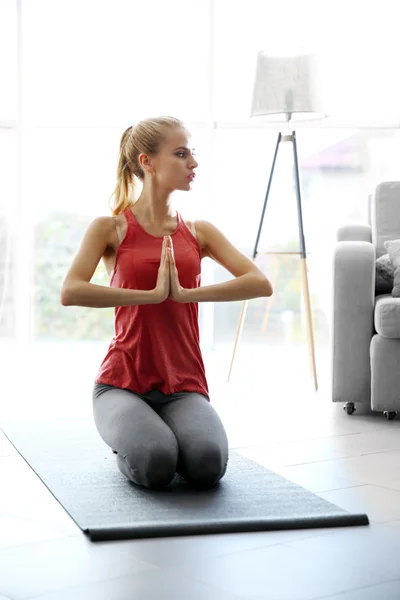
left=108, top=127, right=139, bottom=216
left=109, top=116, right=186, bottom=216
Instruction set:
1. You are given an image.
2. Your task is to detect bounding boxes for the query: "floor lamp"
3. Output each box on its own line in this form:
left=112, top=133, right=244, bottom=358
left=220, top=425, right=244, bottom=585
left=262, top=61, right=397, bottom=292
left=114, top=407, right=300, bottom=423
left=227, top=53, right=326, bottom=391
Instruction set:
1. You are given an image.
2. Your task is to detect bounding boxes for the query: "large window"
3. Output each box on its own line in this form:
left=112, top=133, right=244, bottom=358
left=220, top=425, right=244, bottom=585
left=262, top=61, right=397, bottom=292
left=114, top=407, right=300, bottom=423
left=0, top=129, right=17, bottom=340
left=0, top=0, right=17, bottom=121
left=2, top=1, right=400, bottom=416
left=20, top=0, right=210, bottom=126
left=0, top=0, right=17, bottom=342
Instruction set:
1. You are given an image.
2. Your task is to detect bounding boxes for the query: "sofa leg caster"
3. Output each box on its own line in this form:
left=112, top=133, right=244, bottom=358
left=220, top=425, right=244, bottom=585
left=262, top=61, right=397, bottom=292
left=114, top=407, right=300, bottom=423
left=343, top=402, right=356, bottom=415
left=383, top=411, right=397, bottom=420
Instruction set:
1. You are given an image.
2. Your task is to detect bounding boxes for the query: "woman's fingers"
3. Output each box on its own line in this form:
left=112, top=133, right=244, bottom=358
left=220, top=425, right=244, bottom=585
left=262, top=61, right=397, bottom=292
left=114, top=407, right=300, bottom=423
left=162, top=236, right=174, bottom=266
left=162, top=237, right=170, bottom=269
left=163, top=236, right=170, bottom=265
left=167, top=236, right=174, bottom=259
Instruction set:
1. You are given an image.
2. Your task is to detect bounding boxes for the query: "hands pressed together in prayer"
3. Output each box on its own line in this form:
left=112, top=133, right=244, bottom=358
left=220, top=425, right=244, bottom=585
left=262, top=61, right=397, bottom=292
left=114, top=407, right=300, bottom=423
left=154, top=236, right=187, bottom=304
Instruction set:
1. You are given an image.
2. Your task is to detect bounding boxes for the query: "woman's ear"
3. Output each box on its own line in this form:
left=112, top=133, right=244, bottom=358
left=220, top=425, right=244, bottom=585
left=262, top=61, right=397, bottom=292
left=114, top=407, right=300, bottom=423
left=138, top=153, right=152, bottom=175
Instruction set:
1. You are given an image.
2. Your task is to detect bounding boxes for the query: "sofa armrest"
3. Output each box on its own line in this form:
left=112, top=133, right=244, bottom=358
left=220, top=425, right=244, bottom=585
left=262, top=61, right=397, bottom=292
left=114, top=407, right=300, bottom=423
left=331, top=241, right=375, bottom=405
left=336, top=224, right=372, bottom=243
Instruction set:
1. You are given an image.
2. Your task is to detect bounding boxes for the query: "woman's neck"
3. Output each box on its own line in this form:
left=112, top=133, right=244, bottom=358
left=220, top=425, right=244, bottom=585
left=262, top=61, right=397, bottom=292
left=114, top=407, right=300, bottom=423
left=133, top=191, right=175, bottom=225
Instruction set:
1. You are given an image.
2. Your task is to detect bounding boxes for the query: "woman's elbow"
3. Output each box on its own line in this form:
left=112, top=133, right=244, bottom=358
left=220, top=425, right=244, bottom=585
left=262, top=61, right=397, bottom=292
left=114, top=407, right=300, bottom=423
left=264, top=279, right=274, bottom=297
left=60, top=282, right=75, bottom=306
left=258, top=274, right=273, bottom=297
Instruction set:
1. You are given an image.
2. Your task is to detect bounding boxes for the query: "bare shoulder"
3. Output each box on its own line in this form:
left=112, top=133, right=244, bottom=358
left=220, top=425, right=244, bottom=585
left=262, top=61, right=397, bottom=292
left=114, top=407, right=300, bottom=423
left=62, top=216, right=120, bottom=287
left=88, top=215, right=124, bottom=250
left=184, top=219, right=232, bottom=256
left=194, top=220, right=222, bottom=248
left=183, top=219, right=204, bottom=249
left=88, top=215, right=115, bottom=234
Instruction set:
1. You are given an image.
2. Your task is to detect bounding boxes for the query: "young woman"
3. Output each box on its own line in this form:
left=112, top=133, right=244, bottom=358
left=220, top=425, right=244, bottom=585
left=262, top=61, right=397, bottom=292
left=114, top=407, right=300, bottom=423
left=61, top=116, right=273, bottom=490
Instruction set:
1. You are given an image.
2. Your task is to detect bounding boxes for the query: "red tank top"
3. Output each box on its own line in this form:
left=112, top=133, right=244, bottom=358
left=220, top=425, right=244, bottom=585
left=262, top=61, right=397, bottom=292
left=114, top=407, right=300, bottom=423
left=95, top=207, right=209, bottom=399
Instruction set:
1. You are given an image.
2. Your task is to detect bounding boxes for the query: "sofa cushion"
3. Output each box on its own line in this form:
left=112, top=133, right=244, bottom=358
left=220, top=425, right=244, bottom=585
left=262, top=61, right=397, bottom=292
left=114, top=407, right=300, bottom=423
left=375, top=273, right=393, bottom=295
left=371, top=182, right=400, bottom=258
left=374, top=294, right=400, bottom=337
left=376, top=253, right=394, bottom=282
left=384, top=239, right=400, bottom=297
left=375, top=253, right=393, bottom=294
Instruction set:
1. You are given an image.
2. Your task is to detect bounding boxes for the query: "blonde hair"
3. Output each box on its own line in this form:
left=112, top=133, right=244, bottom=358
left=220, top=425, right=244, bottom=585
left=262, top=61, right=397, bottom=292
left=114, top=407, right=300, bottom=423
left=109, top=116, right=187, bottom=216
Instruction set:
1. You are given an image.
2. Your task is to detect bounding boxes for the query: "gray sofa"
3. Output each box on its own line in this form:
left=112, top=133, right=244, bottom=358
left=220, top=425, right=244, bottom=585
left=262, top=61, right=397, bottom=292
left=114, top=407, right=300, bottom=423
left=332, top=181, right=400, bottom=419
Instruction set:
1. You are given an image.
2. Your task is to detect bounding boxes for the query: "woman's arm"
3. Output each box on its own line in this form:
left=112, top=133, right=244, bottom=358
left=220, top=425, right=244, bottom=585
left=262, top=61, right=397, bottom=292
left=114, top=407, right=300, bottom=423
left=183, top=220, right=273, bottom=303
left=60, top=217, right=160, bottom=307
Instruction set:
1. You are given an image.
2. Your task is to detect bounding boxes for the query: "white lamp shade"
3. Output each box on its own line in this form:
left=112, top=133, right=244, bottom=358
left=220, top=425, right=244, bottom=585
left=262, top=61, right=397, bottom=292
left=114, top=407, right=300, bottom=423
left=250, top=52, right=326, bottom=122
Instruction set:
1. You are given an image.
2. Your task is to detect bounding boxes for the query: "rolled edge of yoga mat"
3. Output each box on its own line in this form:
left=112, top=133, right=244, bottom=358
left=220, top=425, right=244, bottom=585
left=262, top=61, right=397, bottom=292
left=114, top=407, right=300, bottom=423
left=86, top=513, right=370, bottom=542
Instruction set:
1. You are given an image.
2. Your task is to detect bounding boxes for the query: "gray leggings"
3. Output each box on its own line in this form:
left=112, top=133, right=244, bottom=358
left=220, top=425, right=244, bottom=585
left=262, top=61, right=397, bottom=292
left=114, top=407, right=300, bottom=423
left=92, top=383, right=229, bottom=490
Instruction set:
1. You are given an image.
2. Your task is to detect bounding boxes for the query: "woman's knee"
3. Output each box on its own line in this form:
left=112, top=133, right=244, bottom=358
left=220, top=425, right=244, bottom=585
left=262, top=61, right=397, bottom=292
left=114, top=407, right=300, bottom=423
left=184, top=441, right=229, bottom=489
left=122, top=438, right=178, bottom=489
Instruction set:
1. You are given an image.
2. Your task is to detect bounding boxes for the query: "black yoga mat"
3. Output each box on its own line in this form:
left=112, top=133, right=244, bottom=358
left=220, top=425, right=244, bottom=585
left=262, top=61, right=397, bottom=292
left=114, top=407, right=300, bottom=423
left=0, top=418, right=369, bottom=541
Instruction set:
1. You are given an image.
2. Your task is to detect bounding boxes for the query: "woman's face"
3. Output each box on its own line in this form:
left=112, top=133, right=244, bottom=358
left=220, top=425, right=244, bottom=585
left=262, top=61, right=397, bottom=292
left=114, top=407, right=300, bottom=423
left=154, top=128, right=199, bottom=191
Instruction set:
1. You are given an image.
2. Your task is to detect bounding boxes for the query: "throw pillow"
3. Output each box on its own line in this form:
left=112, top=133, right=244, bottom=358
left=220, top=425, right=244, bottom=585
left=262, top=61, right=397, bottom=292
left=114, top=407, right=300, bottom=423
left=376, top=253, right=394, bottom=283
left=384, top=239, right=400, bottom=298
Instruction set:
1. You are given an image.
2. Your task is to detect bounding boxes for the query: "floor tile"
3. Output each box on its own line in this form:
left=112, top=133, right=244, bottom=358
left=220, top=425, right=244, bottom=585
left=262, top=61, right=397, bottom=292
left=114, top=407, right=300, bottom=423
left=377, top=478, right=400, bottom=492
left=265, top=463, right=362, bottom=493
left=0, top=535, right=156, bottom=599
left=386, top=519, right=400, bottom=529
left=0, top=512, right=79, bottom=549
left=321, top=580, right=400, bottom=600
left=325, top=450, right=400, bottom=487
left=114, top=527, right=342, bottom=570
left=235, top=438, right=353, bottom=468
left=328, top=429, right=400, bottom=456
left=316, top=484, right=400, bottom=523
left=221, top=402, right=400, bottom=449
left=0, top=457, right=80, bottom=535
left=168, top=541, right=385, bottom=600
left=264, top=450, right=400, bottom=491
left=22, top=568, right=241, bottom=600
left=286, top=522, right=400, bottom=582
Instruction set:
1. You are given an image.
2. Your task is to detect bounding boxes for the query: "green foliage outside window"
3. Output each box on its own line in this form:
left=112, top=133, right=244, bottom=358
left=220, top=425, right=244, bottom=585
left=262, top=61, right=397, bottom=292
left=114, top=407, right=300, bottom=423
left=34, top=212, right=114, bottom=341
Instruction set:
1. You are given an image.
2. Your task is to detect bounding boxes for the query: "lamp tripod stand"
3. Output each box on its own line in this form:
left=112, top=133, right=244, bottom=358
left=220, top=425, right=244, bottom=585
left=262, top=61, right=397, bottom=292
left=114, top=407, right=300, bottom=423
left=227, top=129, right=318, bottom=391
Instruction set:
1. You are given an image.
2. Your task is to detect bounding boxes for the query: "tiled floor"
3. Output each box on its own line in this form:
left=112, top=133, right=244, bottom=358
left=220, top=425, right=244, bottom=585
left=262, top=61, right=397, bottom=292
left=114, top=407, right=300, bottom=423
left=1, top=342, right=400, bottom=599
